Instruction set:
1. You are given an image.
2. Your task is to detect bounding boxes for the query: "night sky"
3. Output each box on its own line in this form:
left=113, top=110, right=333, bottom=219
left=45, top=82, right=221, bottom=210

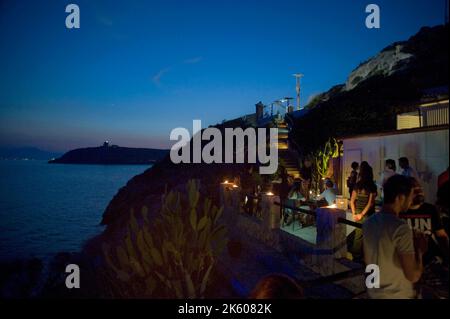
left=0, top=0, right=446, bottom=152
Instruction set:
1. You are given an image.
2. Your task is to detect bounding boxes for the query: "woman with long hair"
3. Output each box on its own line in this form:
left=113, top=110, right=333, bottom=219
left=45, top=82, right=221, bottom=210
left=349, top=161, right=377, bottom=261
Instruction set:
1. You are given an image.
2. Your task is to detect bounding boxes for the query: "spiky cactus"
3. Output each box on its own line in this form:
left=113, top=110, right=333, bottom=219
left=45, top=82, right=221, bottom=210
left=102, top=180, right=227, bottom=298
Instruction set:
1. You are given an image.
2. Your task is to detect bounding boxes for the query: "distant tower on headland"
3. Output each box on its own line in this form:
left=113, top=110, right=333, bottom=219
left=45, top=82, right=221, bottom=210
left=103, top=141, right=110, bottom=148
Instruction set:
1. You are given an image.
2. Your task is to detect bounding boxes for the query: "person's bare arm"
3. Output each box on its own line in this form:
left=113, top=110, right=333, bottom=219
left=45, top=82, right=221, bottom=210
left=350, top=190, right=357, bottom=216
left=398, top=253, right=423, bottom=283
left=360, top=192, right=375, bottom=217
left=435, top=229, right=449, bottom=241
left=393, top=227, right=426, bottom=284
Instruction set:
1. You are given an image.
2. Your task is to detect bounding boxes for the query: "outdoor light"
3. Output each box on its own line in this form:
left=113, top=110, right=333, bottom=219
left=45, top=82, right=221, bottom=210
left=336, top=196, right=348, bottom=210
left=266, top=191, right=274, bottom=196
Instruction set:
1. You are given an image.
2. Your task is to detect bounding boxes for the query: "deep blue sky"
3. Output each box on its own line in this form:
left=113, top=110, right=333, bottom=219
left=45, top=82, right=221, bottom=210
left=0, top=0, right=446, bottom=152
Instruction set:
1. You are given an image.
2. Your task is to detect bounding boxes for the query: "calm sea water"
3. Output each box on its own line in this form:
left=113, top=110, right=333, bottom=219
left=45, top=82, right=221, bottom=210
left=0, top=160, right=150, bottom=261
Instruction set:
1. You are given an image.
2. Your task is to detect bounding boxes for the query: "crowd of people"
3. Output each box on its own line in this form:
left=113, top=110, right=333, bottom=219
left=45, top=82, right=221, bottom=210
left=346, top=157, right=449, bottom=298
left=248, top=159, right=448, bottom=299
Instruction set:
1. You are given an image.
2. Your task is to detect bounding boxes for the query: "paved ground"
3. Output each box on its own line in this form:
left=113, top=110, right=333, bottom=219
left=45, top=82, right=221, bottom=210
left=218, top=226, right=365, bottom=299
left=280, top=223, right=317, bottom=244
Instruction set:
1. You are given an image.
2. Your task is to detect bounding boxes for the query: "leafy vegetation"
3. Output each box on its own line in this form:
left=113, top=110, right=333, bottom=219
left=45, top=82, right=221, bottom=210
left=310, top=138, right=339, bottom=193
left=102, top=180, right=227, bottom=298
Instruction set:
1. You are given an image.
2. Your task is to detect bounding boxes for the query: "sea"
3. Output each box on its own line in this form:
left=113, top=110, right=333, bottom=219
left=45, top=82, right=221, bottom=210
left=0, top=160, right=150, bottom=261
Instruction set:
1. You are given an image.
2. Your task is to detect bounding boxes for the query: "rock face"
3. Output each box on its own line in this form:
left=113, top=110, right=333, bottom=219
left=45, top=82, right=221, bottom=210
left=305, top=24, right=449, bottom=110
left=292, top=24, right=448, bottom=154
left=48, top=144, right=168, bottom=165
left=345, top=44, right=413, bottom=91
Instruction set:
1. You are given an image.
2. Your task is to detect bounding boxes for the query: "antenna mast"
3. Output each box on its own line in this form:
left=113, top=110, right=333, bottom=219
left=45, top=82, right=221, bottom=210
left=293, top=73, right=304, bottom=110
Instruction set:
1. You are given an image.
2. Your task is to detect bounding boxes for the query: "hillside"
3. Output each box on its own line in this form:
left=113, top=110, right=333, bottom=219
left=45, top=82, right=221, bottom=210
left=0, top=147, right=62, bottom=160
left=48, top=144, right=168, bottom=165
left=293, top=24, right=449, bottom=154
left=305, top=24, right=449, bottom=110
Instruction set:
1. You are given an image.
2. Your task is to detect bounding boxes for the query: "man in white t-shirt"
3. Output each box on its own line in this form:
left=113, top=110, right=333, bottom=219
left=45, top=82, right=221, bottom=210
left=317, top=179, right=337, bottom=206
left=363, top=174, right=428, bottom=299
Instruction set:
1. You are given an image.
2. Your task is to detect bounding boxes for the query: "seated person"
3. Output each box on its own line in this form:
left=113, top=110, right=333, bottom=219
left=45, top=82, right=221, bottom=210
left=284, top=180, right=305, bottom=225
left=317, top=179, right=337, bottom=206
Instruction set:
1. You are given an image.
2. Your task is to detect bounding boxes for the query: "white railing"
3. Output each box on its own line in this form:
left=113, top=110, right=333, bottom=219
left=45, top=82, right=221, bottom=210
left=421, top=101, right=449, bottom=127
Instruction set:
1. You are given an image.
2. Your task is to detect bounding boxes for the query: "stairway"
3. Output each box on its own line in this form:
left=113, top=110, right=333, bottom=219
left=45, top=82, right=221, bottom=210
left=276, top=121, right=301, bottom=179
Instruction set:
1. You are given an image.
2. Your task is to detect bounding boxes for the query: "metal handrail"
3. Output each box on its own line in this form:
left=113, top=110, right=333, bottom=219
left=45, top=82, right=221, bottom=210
left=274, top=201, right=317, bottom=217
left=274, top=201, right=362, bottom=229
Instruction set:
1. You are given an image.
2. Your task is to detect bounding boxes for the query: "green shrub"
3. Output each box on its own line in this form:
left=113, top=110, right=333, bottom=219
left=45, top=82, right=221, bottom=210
left=102, top=180, right=227, bottom=298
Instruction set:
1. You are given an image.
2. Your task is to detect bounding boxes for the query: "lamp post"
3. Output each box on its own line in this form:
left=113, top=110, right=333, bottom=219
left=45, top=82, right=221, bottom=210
left=293, top=73, right=304, bottom=111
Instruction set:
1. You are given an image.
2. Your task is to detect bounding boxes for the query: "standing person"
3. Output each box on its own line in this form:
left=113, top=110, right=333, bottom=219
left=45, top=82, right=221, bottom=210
left=436, top=168, right=449, bottom=236
left=363, top=175, right=427, bottom=299
left=399, top=157, right=419, bottom=180
left=279, top=167, right=290, bottom=221
left=400, top=177, right=449, bottom=266
left=379, top=159, right=397, bottom=187
left=349, top=161, right=377, bottom=261
left=378, top=159, right=397, bottom=199
left=346, top=162, right=359, bottom=196
left=300, top=159, right=312, bottom=199
left=241, top=165, right=255, bottom=215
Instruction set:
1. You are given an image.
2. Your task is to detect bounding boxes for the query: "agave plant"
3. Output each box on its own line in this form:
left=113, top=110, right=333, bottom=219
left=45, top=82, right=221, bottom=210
left=102, top=180, right=227, bottom=298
